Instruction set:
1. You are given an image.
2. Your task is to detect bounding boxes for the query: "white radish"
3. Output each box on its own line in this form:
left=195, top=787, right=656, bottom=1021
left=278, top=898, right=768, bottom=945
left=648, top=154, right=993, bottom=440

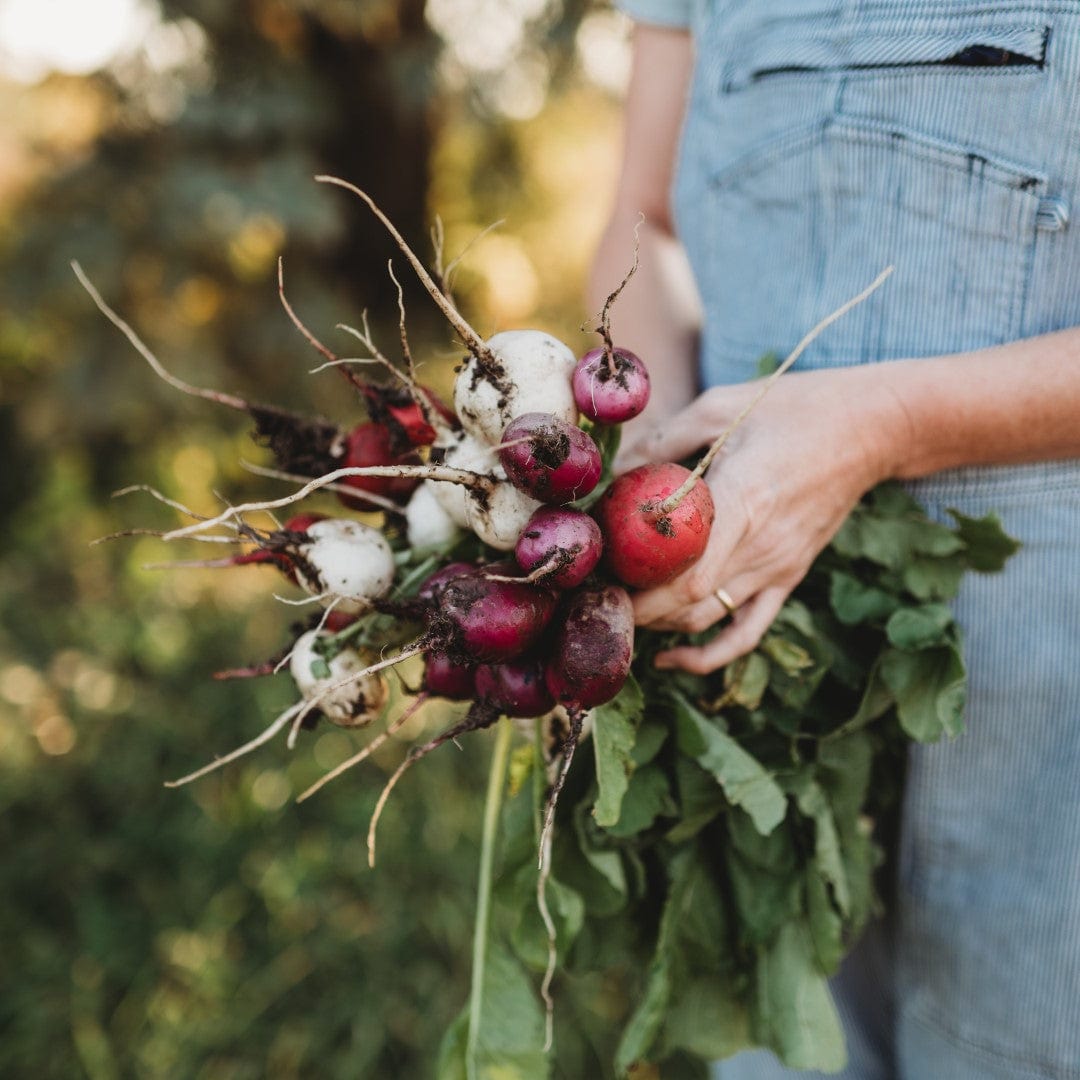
left=467, top=480, right=541, bottom=552
left=426, top=429, right=499, bottom=528
left=292, top=518, right=395, bottom=613
left=289, top=630, right=388, bottom=727
left=454, top=330, right=578, bottom=446
left=405, top=482, right=463, bottom=551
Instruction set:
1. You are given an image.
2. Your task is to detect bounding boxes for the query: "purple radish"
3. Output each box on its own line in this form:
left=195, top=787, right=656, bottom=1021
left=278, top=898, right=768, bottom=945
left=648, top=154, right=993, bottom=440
left=423, top=651, right=476, bottom=701
left=438, top=572, right=557, bottom=663
left=498, top=413, right=602, bottom=504
left=475, top=655, right=555, bottom=718
left=545, top=584, right=634, bottom=710
left=417, top=562, right=475, bottom=604
left=572, top=346, right=651, bottom=424
left=515, top=507, right=603, bottom=589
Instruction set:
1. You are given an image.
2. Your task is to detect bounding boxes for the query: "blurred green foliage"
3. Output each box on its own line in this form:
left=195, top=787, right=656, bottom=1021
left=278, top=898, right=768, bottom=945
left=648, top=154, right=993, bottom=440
left=0, top=0, right=627, bottom=1075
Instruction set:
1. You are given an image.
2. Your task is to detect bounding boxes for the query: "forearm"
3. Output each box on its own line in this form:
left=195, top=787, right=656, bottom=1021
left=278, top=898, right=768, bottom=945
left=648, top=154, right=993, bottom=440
left=861, top=329, right=1080, bottom=481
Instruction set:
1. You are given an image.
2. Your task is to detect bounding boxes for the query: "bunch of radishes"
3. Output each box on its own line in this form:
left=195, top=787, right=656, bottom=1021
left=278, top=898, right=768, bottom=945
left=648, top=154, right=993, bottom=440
left=80, top=178, right=889, bottom=867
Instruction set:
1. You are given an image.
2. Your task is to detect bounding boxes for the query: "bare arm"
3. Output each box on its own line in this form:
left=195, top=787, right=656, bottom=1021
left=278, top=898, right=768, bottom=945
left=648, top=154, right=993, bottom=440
left=588, top=24, right=700, bottom=445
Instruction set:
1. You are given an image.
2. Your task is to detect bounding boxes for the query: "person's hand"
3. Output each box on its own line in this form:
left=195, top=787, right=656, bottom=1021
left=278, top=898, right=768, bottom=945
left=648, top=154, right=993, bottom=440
left=620, top=366, right=902, bottom=673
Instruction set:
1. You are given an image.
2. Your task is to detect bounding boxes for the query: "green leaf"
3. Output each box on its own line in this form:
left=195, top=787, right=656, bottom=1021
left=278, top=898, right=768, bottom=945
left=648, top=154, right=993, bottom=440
left=787, top=774, right=850, bottom=917
left=607, top=764, right=674, bottom=839
left=723, top=652, right=770, bottom=710
left=948, top=509, right=1021, bottom=572
left=667, top=758, right=726, bottom=843
left=751, top=920, right=846, bottom=1072
left=592, top=676, right=644, bottom=827
left=829, top=571, right=901, bottom=625
left=726, top=811, right=801, bottom=945
left=901, top=554, right=966, bottom=601
left=460, top=941, right=550, bottom=1080
left=510, top=867, right=585, bottom=972
left=804, top=870, right=844, bottom=976
left=760, top=635, right=814, bottom=675
left=436, top=1009, right=469, bottom=1080
left=672, top=693, right=787, bottom=836
left=663, top=975, right=751, bottom=1062
left=880, top=645, right=966, bottom=741
left=884, top=603, right=954, bottom=650
left=630, top=721, right=668, bottom=767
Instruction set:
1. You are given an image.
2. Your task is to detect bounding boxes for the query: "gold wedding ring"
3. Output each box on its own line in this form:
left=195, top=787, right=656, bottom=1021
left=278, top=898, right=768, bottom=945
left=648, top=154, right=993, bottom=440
left=714, top=586, right=737, bottom=616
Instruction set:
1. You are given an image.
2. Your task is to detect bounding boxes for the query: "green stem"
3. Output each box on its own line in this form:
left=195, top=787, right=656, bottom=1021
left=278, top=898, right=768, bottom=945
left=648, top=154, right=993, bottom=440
left=466, top=717, right=513, bottom=1079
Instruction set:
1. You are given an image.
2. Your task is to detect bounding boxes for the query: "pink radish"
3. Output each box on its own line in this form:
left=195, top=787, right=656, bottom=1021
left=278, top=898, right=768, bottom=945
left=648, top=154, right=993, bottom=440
left=595, top=463, right=714, bottom=590
left=572, top=346, right=650, bottom=424
left=514, top=507, right=602, bottom=589
left=498, top=413, right=601, bottom=505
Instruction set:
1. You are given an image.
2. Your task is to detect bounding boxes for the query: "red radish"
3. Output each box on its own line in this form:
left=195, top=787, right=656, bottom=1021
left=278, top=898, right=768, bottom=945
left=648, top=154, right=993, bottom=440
left=545, top=585, right=634, bottom=710
left=475, top=655, right=555, bottom=718
left=423, top=651, right=476, bottom=701
left=337, top=422, right=421, bottom=510
left=514, top=507, right=602, bottom=589
left=383, top=389, right=455, bottom=447
left=572, top=346, right=650, bottom=424
left=498, top=413, right=601, bottom=505
left=417, top=561, right=475, bottom=604
left=595, top=463, right=715, bottom=590
left=437, top=572, right=557, bottom=663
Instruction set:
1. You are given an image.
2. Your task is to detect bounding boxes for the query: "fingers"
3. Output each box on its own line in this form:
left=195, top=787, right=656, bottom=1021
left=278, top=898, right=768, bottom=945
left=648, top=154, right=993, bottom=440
left=653, top=586, right=789, bottom=675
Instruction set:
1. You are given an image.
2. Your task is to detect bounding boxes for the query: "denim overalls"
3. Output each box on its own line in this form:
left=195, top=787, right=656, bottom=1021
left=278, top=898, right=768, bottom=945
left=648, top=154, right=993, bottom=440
left=617, top=2, right=1080, bottom=1077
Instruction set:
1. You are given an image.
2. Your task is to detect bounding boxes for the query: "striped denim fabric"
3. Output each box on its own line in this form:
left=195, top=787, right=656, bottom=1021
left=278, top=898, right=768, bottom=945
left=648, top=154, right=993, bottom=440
left=615, top=2, right=1080, bottom=1077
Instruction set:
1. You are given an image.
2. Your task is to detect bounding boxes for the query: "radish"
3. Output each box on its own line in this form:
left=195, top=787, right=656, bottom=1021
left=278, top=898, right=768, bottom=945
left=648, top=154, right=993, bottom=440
left=454, top=330, right=579, bottom=446
left=514, top=507, right=603, bottom=588
left=498, top=413, right=601, bottom=505
left=165, top=630, right=388, bottom=788
left=423, top=650, right=477, bottom=701
left=545, top=584, right=635, bottom=711
left=404, top=481, right=463, bottom=551
left=426, top=429, right=540, bottom=550
left=288, top=630, right=389, bottom=726
left=416, top=561, right=475, bottom=603
left=595, top=463, right=715, bottom=590
left=291, top=518, right=396, bottom=612
left=337, top=421, right=421, bottom=510
left=436, top=572, right=557, bottom=663
left=572, top=346, right=650, bottom=424
left=475, top=654, right=555, bottom=718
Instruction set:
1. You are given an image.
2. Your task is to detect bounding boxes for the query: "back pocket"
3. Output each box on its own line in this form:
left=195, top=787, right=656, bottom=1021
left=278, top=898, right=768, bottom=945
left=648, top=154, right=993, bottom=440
left=700, top=117, right=1045, bottom=365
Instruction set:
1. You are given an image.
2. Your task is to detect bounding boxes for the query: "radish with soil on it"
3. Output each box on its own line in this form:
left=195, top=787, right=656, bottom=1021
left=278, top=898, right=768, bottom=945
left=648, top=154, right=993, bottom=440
left=164, top=629, right=388, bottom=788
left=510, top=507, right=603, bottom=589
left=498, top=413, right=602, bottom=505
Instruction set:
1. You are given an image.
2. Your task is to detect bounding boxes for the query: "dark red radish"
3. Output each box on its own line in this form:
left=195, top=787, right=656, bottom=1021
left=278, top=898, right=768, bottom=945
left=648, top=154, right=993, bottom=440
left=423, top=651, right=476, bottom=701
left=596, top=463, right=714, bottom=590
left=499, top=413, right=601, bottom=505
left=475, top=655, right=555, bottom=718
left=545, top=584, right=634, bottom=710
left=337, top=422, right=421, bottom=509
left=573, top=346, right=651, bottom=424
left=515, top=507, right=602, bottom=589
left=438, top=572, right=557, bottom=663
left=417, top=561, right=475, bottom=604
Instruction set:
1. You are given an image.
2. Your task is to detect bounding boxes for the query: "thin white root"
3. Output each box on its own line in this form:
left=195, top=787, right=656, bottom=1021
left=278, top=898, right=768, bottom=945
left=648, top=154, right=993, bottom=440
left=164, top=701, right=304, bottom=788
left=537, top=826, right=557, bottom=1053
left=272, top=591, right=332, bottom=607
left=314, top=175, right=494, bottom=365
left=366, top=752, right=415, bottom=869
left=73, top=261, right=249, bottom=411
left=238, top=459, right=402, bottom=514
left=273, top=602, right=342, bottom=678
left=111, top=483, right=224, bottom=524
left=295, top=693, right=428, bottom=804
left=538, top=710, right=585, bottom=869
left=161, top=465, right=494, bottom=541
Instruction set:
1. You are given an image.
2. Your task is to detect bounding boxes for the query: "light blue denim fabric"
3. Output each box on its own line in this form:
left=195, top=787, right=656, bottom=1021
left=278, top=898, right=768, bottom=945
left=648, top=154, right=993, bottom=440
left=619, top=2, right=1080, bottom=1078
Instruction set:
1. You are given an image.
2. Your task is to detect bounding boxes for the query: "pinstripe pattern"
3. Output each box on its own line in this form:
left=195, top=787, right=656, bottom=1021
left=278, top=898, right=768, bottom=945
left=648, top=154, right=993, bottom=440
left=619, top=2, right=1080, bottom=1077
